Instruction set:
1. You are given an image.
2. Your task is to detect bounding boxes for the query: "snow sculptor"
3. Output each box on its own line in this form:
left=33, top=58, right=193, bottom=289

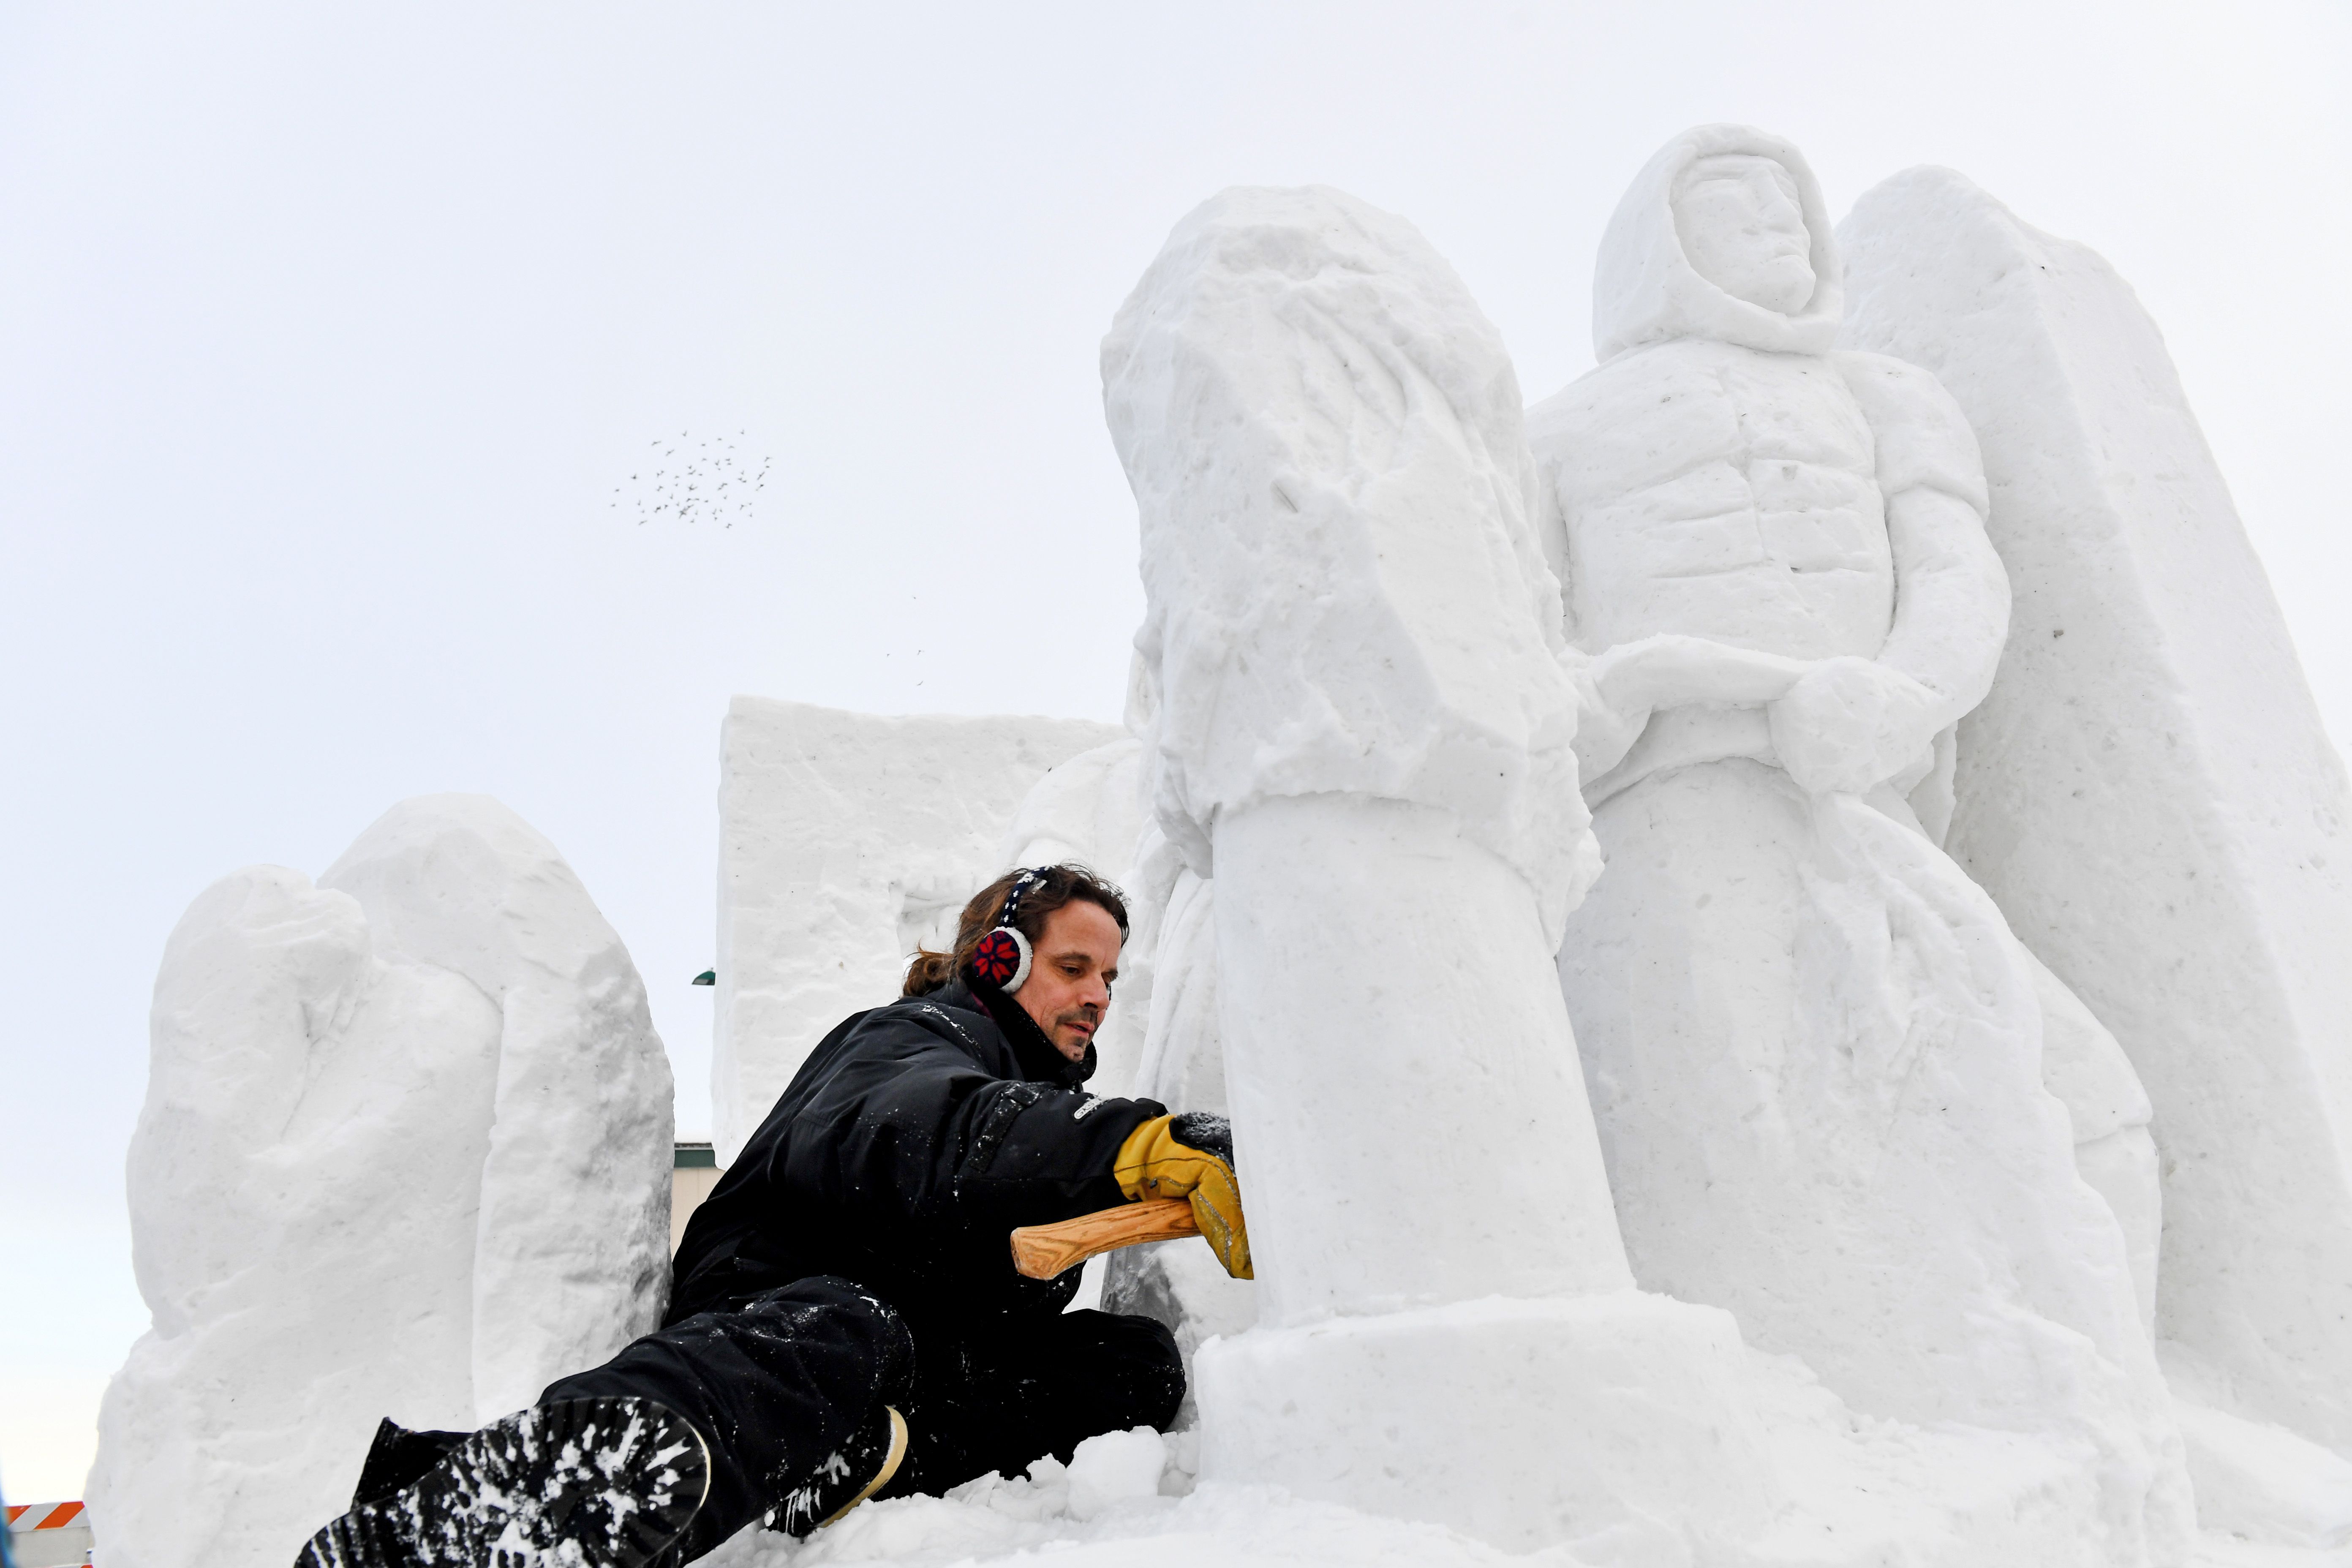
left=283, top=861, right=1250, bottom=1568
left=1102, top=184, right=1784, bottom=1552
left=1531, top=123, right=2187, bottom=1530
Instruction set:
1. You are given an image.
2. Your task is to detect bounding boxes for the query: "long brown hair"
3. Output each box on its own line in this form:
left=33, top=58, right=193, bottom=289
left=903, top=864, right=1130, bottom=996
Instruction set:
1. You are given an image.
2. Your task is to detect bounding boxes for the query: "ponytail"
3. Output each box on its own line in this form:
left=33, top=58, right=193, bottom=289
left=901, top=949, right=958, bottom=995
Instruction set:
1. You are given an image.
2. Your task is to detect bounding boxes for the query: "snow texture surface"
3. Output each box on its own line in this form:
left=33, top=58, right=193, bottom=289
left=1841, top=164, right=2352, bottom=1465
left=1103, top=185, right=1601, bottom=939
left=89, top=796, right=672, bottom=1568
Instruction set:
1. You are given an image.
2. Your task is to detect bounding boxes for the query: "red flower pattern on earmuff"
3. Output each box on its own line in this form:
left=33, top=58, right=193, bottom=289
left=971, top=928, right=1024, bottom=988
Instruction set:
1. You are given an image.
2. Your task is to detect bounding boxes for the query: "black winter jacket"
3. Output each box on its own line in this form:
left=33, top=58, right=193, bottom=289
left=667, top=978, right=1165, bottom=1329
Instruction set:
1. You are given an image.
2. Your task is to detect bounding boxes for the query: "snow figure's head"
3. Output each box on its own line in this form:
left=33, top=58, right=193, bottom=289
left=1592, top=124, right=1841, bottom=362
left=1675, top=155, right=1814, bottom=315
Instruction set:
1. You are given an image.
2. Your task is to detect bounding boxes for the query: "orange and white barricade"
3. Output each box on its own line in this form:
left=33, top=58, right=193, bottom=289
left=5, top=1500, right=93, bottom=1567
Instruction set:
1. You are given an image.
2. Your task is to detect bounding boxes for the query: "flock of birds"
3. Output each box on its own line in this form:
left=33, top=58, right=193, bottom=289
left=613, top=431, right=771, bottom=528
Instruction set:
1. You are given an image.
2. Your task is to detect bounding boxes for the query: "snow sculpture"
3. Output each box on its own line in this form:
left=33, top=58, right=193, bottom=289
left=1102, top=183, right=1786, bottom=1552
left=1838, top=164, right=2352, bottom=1464
left=713, top=697, right=1118, bottom=1158
left=1528, top=125, right=2188, bottom=1546
left=88, top=796, right=672, bottom=1568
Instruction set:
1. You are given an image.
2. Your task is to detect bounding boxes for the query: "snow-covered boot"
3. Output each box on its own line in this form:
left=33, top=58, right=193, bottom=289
left=350, top=1418, right=467, bottom=1507
left=767, top=1404, right=909, bottom=1539
left=293, top=1396, right=708, bottom=1568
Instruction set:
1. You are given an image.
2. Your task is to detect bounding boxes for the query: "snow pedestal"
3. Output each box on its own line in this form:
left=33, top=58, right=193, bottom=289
left=88, top=796, right=672, bottom=1568
left=1839, top=169, right=2352, bottom=1461
left=1195, top=1295, right=1777, bottom=1554
left=1102, top=183, right=1783, bottom=1554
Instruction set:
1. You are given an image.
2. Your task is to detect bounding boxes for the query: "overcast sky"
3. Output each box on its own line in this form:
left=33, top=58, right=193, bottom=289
left=4, top=0, right=2347, bottom=1502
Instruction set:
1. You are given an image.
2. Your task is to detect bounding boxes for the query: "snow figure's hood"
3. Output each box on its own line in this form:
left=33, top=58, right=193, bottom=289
left=1592, top=123, right=1841, bottom=362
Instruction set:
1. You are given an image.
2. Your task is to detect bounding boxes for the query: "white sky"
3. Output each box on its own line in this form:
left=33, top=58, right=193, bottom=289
left=3, top=0, right=2347, bottom=1505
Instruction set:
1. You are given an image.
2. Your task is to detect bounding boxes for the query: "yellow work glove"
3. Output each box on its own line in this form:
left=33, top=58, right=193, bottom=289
left=1115, top=1113, right=1252, bottom=1279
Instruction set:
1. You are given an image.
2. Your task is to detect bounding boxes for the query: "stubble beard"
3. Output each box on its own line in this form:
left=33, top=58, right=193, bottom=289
left=1053, top=1008, right=1100, bottom=1062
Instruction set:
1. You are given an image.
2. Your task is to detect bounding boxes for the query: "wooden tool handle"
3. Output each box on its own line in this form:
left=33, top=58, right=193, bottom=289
left=1010, top=1197, right=1199, bottom=1280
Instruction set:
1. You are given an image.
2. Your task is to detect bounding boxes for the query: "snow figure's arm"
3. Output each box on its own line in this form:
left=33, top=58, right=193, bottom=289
left=1566, top=635, right=1814, bottom=780
left=1770, top=354, right=2009, bottom=796
left=1846, top=351, right=2008, bottom=713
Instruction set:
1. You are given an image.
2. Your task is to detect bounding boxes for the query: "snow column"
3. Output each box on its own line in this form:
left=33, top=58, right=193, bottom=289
left=1840, top=169, right=2352, bottom=1455
left=1102, top=186, right=1780, bottom=1553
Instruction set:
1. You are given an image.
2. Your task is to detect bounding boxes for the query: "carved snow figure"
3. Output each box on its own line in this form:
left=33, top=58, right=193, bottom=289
left=1102, top=183, right=1788, bottom=1554
left=87, top=797, right=673, bottom=1568
left=1529, top=125, right=2188, bottom=1547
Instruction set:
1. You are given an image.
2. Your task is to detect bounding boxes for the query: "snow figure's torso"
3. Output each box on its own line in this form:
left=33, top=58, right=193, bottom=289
left=1543, top=338, right=1892, bottom=662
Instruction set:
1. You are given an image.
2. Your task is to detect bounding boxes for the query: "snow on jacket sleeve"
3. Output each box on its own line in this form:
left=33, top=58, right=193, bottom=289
left=775, top=998, right=1165, bottom=1240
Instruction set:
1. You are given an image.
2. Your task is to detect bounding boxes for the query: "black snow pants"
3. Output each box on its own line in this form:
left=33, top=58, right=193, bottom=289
left=539, top=1275, right=1184, bottom=1563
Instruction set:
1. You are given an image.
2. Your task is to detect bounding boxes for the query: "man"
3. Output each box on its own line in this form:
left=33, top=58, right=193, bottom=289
left=295, top=863, right=1250, bottom=1568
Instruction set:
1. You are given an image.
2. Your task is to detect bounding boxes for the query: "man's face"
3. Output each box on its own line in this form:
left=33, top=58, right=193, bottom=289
left=1015, top=900, right=1122, bottom=1063
left=1672, top=154, right=1815, bottom=315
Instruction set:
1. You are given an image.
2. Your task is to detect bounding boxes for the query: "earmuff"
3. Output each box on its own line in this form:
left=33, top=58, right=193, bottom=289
left=967, top=868, right=1044, bottom=994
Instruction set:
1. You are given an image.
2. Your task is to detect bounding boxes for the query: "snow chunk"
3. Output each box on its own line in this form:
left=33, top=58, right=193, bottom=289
left=87, top=796, right=671, bottom=1568
left=1064, top=1428, right=1168, bottom=1522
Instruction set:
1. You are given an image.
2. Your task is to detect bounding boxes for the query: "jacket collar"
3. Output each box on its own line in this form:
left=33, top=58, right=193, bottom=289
left=935, top=976, right=1096, bottom=1088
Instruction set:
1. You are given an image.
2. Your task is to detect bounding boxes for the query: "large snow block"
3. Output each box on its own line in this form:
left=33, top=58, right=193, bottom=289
left=1840, top=167, right=2352, bottom=1452
left=713, top=697, right=1120, bottom=1160
left=87, top=795, right=671, bottom=1568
